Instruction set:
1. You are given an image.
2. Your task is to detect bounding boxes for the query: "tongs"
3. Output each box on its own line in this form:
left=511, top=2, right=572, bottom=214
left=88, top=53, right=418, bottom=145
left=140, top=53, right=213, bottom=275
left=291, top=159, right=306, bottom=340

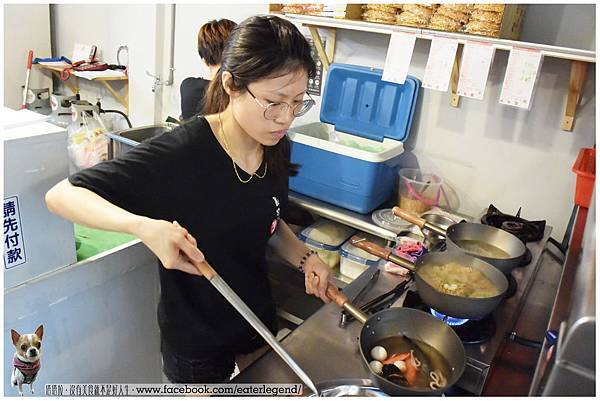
left=340, top=276, right=413, bottom=325
left=339, top=269, right=380, bottom=327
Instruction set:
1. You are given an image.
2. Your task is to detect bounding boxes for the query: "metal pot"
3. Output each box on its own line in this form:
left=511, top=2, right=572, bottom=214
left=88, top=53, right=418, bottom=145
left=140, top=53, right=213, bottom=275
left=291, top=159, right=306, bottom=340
left=393, top=207, right=527, bottom=275
left=326, top=285, right=466, bottom=396
left=351, top=237, right=508, bottom=319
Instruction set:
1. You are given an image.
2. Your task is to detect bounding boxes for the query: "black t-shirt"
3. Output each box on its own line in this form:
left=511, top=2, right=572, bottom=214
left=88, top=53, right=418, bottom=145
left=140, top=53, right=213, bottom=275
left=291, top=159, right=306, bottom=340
left=69, top=117, right=288, bottom=358
left=180, top=77, right=210, bottom=120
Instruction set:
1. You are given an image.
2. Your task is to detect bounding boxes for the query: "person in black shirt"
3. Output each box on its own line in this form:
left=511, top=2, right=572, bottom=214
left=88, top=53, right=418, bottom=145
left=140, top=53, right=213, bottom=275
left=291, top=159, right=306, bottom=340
left=46, top=15, right=330, bottom=384
left=180, top=19, right=236, bottom=120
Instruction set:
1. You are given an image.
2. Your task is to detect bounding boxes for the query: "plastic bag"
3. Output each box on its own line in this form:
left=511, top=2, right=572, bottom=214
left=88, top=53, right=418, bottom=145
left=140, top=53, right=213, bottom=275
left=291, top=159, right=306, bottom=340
left=67, top=107, right=108, bottom=173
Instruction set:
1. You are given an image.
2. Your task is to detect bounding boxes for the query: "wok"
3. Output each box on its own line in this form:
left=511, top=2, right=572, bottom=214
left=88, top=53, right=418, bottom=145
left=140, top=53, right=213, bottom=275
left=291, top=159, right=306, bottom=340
left=326, top=284, right=466, bottom=396
left=392, top=207, right=527, bottom=275
left=351, top=236, right=508, bottom=319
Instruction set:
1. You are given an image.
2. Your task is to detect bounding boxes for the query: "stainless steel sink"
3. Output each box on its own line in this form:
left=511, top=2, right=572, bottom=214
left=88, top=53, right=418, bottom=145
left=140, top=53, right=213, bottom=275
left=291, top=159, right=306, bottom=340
left=106, top=123, right=177, bottom=159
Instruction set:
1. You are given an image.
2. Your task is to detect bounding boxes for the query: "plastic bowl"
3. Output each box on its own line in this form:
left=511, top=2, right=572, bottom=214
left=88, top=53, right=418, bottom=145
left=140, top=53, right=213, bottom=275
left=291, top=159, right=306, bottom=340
left=397, top=168, right=442, bottom=214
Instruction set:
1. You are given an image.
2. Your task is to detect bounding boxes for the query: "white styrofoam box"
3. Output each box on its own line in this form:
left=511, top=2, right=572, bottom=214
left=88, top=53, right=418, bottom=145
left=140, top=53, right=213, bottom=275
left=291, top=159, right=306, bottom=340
left=4, top=119, right=77, bottom=289
left=1, top=107, right=51, bottom=130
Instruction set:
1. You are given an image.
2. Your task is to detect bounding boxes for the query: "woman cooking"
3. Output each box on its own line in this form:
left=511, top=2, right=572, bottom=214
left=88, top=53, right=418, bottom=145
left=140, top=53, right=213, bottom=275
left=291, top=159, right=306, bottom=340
left=45, top=15, right=332, bottom=383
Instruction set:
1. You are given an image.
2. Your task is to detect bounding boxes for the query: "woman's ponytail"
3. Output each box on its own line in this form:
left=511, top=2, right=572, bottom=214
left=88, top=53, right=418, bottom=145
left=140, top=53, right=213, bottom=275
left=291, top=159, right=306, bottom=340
left=202, top=69, right=229, bottom=115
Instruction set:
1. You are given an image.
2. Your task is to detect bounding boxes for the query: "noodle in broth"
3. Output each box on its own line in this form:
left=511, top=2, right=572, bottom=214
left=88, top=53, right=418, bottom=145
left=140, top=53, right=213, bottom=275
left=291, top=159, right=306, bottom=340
left=419, top=262, right=500, bottom=298
left=455, top=239, right=511, bottom=259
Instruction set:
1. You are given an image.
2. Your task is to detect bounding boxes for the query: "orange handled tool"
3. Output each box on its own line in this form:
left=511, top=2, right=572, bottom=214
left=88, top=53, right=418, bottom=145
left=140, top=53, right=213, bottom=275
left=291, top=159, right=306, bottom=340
left=20, top=50, right=34, bottom=110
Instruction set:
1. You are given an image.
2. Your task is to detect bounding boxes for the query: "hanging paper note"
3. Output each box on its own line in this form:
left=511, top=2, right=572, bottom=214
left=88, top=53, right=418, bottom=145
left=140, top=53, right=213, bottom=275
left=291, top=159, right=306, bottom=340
left=457, top=41, right=495, bottom=100
left=499, top=47, right=544, bottom=110
left=382, top=31, right=416, bottom=85
left=422, top=36, right=459, bottom=92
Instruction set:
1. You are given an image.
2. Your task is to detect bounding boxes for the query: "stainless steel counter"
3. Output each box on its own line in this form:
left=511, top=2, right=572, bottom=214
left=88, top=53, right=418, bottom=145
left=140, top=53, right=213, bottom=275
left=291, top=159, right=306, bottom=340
left=233, top=227, right=552, bottom=395
left=233, top=263, right=387, bottom=387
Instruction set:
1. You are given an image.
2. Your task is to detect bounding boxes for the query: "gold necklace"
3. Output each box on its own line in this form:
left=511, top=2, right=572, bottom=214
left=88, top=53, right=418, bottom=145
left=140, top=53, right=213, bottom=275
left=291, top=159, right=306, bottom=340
left=218, top=113, right=267, bottom=184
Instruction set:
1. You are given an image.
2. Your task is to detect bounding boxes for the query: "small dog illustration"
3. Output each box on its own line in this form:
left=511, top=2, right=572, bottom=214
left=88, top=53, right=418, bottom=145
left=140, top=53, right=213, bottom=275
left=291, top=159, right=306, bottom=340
left=11, top=325, right=43, bottom=396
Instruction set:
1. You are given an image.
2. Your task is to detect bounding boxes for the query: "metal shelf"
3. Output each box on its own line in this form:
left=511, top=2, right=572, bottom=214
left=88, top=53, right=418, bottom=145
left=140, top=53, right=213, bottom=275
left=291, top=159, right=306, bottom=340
left=281, top=13, right=593, bottom=132
left=289, top=191, right=398, bottom=242
left=284, top=14, right=596, bottom=63
left=419, top=29, right=596, bottom=63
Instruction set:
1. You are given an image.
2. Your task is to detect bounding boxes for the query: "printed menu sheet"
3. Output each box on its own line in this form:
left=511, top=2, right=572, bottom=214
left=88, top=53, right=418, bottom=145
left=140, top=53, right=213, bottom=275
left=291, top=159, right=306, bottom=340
left=382, top=31, right=416, bottom=85
left=456, top=41, right=496, bottom=100
left=422, top=37, right=459, bottom=92
left=499, top=47, right=544, bottom=110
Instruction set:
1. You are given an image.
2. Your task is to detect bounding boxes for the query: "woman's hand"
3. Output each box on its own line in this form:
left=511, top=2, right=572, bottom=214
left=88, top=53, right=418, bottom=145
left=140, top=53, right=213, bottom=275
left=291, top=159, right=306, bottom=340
left=134, top=217, right=204, bottom=276
left=303, top=254, right=332, bottom=303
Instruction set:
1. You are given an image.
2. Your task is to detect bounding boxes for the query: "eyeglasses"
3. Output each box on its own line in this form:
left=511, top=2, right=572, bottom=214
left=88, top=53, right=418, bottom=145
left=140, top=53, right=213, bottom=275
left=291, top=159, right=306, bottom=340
left=246, top=87, right=316, bottom=120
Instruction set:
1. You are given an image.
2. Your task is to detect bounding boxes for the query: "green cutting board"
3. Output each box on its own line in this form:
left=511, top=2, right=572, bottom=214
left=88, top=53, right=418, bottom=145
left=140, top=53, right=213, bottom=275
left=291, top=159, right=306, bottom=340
left=75, top=224, right=137, bottom=261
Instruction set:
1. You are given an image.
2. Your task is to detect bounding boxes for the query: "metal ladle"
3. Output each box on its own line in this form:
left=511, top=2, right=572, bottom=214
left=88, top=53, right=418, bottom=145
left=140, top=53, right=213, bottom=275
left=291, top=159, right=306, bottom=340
left=192, top=259, right=319, bottom=395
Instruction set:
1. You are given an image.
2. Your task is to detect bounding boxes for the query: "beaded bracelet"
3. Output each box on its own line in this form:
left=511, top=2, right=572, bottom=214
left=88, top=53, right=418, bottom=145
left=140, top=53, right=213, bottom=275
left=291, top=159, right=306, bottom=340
left=298, top=249, right=317, bottom=273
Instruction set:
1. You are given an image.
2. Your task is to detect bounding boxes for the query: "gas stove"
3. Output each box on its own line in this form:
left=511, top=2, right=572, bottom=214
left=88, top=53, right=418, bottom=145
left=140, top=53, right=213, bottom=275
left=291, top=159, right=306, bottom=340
left=403, top=290, right=497, bottom=345
left=481, top=204, right=546, bottom=243
left=343, top=207, right=552, bottom=394
left=235, top=225, right=552, bottom=397
left=399, top=226, right=552, bottom=395
left=347, top=224, right=550, bottom=395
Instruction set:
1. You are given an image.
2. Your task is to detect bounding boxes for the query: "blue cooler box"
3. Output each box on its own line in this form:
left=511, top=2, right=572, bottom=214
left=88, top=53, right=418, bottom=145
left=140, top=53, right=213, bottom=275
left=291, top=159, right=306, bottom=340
left=289, top=63, right=420, bottom=214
